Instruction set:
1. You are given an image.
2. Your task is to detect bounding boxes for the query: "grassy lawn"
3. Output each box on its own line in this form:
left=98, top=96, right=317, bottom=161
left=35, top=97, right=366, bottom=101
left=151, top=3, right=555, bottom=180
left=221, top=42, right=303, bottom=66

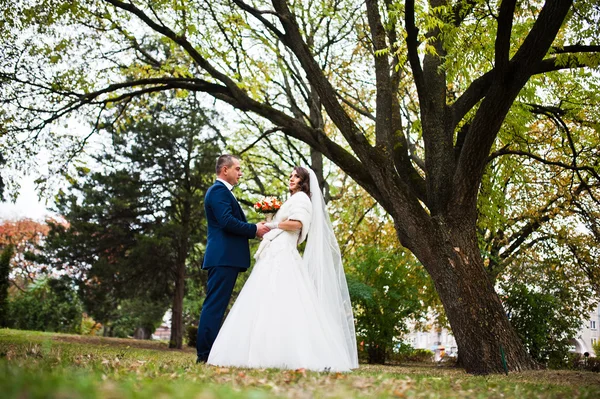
left=1, top=329, right=599, bottom=398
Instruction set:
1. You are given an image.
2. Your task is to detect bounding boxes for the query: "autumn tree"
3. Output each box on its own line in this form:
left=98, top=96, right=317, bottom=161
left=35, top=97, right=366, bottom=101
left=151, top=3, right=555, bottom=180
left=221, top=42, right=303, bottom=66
left=0, top=219, right=52, bottom=290
left=2, top=0, right=600, bottom=373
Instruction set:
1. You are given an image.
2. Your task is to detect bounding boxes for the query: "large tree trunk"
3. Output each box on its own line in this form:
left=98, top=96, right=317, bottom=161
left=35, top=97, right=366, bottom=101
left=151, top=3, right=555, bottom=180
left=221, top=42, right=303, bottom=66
left=169, top=262, right=185, bottom=349
left=169, top=165, right=193, bottom=349
left=399, top=215, right=539, bottom=374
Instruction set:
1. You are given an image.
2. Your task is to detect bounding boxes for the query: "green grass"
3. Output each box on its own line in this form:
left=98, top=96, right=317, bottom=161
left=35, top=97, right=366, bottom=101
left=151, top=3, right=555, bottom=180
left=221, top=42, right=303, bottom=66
left=1, top=329, right=599, bottom=398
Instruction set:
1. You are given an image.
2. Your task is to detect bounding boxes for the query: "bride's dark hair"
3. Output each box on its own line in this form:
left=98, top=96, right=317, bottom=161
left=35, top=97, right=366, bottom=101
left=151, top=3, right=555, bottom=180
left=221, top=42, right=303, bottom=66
left=292, top=166, right=311, bottom=196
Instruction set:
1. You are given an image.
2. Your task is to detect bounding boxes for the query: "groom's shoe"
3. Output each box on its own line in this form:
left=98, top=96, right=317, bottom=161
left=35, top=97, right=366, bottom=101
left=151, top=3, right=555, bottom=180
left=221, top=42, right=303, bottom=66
left=196, top=356, right=207, bottom=364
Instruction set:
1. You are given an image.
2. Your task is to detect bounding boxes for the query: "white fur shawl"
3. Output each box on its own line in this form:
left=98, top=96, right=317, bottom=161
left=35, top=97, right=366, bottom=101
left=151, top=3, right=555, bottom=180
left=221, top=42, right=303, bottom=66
left=284, top=191, right=312, bottom=244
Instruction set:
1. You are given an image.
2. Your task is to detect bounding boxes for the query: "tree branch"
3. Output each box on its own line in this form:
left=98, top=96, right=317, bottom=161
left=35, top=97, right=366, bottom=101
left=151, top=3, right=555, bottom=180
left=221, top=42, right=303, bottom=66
left=103, top=0, right=248, bottom=101
left=100, top=0, right=385, bottom=202
left=494, top=0, right=517, bottom=73
left=365, top=0, right=393, bottom=149
left=551, top=44, right=600, bottom=54
left=452, top=0, right=574, bottom=213
left=488, top=148, right=600, bottom=179
left=405, top=0, right=426, bottom=101
left=269, top=0, right=372, bottom=160
left=231, top=0, right=285, bottom=39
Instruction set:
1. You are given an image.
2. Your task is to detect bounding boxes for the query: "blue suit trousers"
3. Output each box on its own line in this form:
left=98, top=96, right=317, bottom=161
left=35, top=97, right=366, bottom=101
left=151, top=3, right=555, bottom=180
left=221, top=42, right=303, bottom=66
left=196, top=266, right=240, bottom=360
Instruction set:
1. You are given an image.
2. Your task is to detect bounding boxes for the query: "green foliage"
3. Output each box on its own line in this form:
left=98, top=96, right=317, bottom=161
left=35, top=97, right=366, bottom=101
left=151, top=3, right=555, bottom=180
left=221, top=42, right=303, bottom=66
left=565, top=352, right=600, bottom=373
left=500, top=282, right=586, bottom=369
left=44, top=171, right=170, bottom=329
left=107, top=298, right=168, bottom=339
left=185, top=324, right=197, bottom=347
left=0, top=152, right=5, bottom=200
left=399, top=348, right=435, bottom=363
left=0, top=244, right=14, bottom=327
left=80, top=314, right=101, bottom=336
left=7, top=276, right=83, bottom=333
left=182, top=269, right=206, bottom=330
left=593, top=340, right=600, bottom=357
left=388, top=342, right=435, bottom=363
left=347, top=246, right=429, bottom=364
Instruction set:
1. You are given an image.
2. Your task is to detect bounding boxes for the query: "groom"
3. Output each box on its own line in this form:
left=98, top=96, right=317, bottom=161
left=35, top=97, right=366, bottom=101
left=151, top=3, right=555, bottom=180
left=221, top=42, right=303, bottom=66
left=196, top=154, right=270, bottom=363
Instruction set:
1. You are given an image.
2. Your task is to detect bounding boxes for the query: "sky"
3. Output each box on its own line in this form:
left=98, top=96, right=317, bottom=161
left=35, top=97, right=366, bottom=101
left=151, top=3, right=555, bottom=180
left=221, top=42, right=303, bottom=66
left=0, top=175, right=53, bottom=222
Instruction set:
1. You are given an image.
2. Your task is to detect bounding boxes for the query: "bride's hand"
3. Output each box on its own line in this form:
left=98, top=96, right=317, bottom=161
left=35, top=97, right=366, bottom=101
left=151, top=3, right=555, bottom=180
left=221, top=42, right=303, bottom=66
left=265, top=221, right=279, bottom=229
left=256, top=222, right=270, bottom=238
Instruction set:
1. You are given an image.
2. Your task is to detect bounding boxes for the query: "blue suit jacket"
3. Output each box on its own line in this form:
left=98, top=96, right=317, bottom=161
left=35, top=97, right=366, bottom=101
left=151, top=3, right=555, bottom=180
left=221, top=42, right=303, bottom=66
left=203, top=181, right=257, bottom=270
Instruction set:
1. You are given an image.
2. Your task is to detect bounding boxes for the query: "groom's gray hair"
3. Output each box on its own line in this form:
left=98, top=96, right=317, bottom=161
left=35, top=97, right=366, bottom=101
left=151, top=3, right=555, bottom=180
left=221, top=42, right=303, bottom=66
left=216, top=154, right=240, bottom=175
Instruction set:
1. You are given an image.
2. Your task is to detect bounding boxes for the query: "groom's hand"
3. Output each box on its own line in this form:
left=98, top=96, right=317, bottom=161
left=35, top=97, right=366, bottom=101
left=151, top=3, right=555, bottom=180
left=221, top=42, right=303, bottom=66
left=256, top=222, right=270, bottom=238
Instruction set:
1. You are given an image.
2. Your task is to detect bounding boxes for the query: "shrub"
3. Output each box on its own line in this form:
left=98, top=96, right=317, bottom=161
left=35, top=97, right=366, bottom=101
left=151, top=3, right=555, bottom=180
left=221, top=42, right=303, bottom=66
left=107, top=299, right=167, bottom=339
left=347, top=247, right=430, bottom=364
left=387, top=343, right=438, bottom=364
left=501, top=282, right=584, bottom=368
left=567, top=353, right=600, bottom=372
left=81, top=314, right=102, bottom=335
left=186, top=325, right=197, bottom=347
left=586, top=357, right=600, bottom=372
left=593, top=340, right=600, bottom=357
left=8, top=276, right=83, bottom=333
left=404, top=348, right=435, bottom=363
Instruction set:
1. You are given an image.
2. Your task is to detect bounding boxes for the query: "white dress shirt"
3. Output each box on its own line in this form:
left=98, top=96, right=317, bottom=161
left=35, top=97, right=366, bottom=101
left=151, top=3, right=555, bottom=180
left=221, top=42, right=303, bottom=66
left=217, top=178, right=234, bottom=192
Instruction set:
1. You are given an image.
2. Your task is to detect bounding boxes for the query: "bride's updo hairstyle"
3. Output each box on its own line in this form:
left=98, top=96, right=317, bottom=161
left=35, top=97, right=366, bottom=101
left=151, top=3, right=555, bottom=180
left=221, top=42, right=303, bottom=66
left=292, top=166, right=311, bottom=196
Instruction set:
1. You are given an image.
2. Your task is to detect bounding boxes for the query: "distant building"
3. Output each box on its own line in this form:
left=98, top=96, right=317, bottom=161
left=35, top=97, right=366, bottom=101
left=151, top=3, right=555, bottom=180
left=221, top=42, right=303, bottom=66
left=406, top=324, right=457, bottom=361
left=151, top=310, right=172, bottom=341
left=152, top=325, right=171, bottom=340
left=572, top=303, right=600, bottom=356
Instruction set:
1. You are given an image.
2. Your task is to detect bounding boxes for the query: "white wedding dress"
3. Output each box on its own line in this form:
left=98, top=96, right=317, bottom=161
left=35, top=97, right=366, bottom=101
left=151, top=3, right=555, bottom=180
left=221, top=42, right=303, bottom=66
left=208, top=173, right=358, bottom=372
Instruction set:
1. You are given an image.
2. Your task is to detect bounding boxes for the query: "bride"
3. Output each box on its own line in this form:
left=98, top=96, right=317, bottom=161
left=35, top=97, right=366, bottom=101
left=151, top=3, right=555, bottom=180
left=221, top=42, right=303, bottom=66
left=207, top=166, right=358, bottom=372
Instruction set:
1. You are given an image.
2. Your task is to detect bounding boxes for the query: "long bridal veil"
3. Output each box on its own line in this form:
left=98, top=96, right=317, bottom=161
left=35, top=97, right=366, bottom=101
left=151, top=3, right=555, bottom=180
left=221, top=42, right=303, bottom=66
left=304, top=168, right=359, bottom=368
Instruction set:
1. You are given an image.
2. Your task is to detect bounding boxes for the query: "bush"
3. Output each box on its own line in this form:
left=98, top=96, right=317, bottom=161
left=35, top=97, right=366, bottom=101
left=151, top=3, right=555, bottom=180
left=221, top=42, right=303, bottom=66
left=8, top=276, right=83, bottom=334
left=593, top=340, right=600, bottom=357
left=387, top=343, right=436, bottom=364
left=347, top=247, right=430, bottom=364
left=81, top=314, right=102, bottom=335
left=403, top=348, right=435, bottom=363
left=567, top=353, right=600, bottom=372
left=586, top=357, right=600, bottom=372
left=186, top=325, right=197, bottom=347
left=501, top=282, right=583, bottom=368
left=107, top=299, right=168, bottom=339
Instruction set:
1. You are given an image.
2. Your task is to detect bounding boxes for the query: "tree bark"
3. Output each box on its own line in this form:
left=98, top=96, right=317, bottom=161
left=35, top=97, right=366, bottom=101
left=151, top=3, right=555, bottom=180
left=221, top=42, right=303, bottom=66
left=169, top=262, right=185, bottom=349
left=169, top=151, right=194, bottom=349
left=396, top=213, right=539, bottom=374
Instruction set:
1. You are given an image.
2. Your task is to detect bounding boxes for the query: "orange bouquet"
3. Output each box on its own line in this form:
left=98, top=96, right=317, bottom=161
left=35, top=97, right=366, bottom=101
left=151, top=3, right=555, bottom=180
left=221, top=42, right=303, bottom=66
left=253, top=196, right=282, bottom=214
